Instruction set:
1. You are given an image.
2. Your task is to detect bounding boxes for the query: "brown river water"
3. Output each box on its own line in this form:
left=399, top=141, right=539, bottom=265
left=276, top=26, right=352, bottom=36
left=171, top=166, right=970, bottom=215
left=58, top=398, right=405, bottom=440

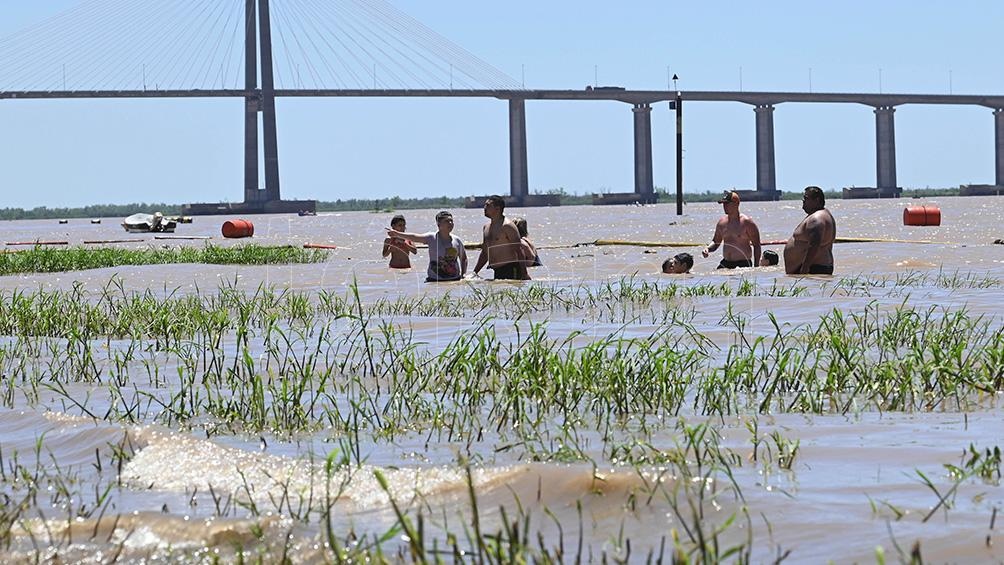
left=0, top=195, right=1002, bottom=562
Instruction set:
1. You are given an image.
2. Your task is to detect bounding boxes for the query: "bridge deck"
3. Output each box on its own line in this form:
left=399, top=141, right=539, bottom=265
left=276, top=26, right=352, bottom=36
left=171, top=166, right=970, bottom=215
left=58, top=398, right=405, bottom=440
left=2, top=89, right=1003, bottom=108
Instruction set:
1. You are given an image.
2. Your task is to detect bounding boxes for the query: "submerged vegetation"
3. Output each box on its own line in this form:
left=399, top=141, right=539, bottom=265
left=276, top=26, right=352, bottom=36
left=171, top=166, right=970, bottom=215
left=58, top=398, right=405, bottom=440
left=0, top=244, right=329, bottom=274
left=0, top=273, right=1001, bottom=560
left=0, top=278, right=997, bottom=436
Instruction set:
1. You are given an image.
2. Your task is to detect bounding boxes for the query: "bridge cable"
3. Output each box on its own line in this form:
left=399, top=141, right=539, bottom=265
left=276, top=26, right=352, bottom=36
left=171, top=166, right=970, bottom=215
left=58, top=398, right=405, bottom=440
left=90, top=0, right=198, bottom=90
left=272, top=1, right=328, bottom=88
left=0, top=0, right=521, bottom=92
left=323, top=0, right=446, bottom=89
left=278, top=0, right=351, bottom=88
left=329, top=0, right=447, bottom=88
left=287, top=0, right=373, bottom=88
left=351, top=0, right=521, bottom=89
left=269, top=2, right=298, bottom=88
left=198, top=1, right=243, bottom=89
left=320, top=0, right=421, bottom=88
left=189, top=0, right=240, bottom=89
left=0, top=0, right=133, bottom=90
left=336, top=0, right=478, bottom=89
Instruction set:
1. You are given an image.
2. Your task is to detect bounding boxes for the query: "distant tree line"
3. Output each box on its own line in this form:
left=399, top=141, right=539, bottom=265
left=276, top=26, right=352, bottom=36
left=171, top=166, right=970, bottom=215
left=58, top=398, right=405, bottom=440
left=0, top=203, right=182, bottom=221
left=0, top=187, right=964, bottom=220
left=317, top=195, right=466, bottom=212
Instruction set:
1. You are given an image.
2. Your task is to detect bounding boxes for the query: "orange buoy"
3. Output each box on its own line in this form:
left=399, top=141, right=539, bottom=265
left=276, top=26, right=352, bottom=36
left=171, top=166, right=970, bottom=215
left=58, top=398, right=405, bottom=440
left=903, top=206, right=941, bottom=227
left=222, top=219, right=254, bottom=238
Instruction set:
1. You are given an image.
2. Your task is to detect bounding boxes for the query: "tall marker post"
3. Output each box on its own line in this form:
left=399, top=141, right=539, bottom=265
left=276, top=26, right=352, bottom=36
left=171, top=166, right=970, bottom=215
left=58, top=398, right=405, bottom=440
left=674, top=90, right=683, bottom=216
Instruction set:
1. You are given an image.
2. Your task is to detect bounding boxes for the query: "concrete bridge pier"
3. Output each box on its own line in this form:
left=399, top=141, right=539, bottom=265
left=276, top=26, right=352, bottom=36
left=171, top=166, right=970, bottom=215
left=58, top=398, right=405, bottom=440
left=186, top=0, right=314, bottom=215
left=955, top=108, right=1004, bottom=197
left=754, top=104, right=780, bottom=200
left=508, top=98, right=529, bottom=205
left=632, top=103, right=655, bottom=203
left=258, top=0, right=281, bottom=202
left=243, top=0, right=260, bottom=203
left=875, top=105, right=900, bottom=197
left=244, top=96, right=261, bottom=203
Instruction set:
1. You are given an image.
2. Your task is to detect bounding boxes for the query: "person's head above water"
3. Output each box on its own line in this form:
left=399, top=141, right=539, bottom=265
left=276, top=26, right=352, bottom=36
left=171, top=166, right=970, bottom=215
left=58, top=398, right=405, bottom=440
left=761, top=249, right=779, bottom=266
left=802, top=186, right=825, bottom=214
left=717, top=190, right=741, bottom=213
left=662, top=252, right=694, bottom=274
left=513, top=217, right=528, bottom=238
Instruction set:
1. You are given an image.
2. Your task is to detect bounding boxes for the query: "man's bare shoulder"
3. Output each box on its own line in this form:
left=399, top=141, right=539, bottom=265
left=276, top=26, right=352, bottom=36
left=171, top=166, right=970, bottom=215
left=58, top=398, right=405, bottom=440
left=501, top=219, right=521, bottom=239
left=805, top=209, right=834, bottom=228
left=740, top=214, right=760, bottom=226
left=811, top=208, right=835, bottom=223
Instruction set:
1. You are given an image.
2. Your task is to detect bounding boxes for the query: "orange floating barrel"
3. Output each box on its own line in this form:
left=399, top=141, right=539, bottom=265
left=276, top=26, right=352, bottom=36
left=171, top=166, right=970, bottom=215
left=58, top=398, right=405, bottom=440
left=903, top=206, right=941, bottom=227
left=222, top=219, right=254, bottom=238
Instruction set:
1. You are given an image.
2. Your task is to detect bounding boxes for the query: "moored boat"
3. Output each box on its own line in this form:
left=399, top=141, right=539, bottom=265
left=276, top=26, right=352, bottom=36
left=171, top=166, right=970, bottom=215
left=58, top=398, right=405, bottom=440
left=121, top=212, right=176, bottom=233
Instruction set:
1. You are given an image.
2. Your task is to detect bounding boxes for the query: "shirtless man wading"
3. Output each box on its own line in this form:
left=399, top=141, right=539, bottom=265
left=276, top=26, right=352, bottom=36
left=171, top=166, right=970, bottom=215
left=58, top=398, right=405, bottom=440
left=784, top=185, right=836, bottom=275
left=473, top=195, right=529, bottom=280
left=702, top=191, right=762, bottom=268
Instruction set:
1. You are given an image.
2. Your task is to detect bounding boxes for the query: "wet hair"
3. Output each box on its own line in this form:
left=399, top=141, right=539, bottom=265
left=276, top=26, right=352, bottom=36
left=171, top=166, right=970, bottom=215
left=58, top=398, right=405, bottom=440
left=513, top=217, right=528, bottom=237
left=663, top=252, right=693, bottom=273
left=486, top=195, right=506, bottom=212
left=435, top=210, right=453, bottom=224
left=390, top=214, right=406, bottom=227
left=804, top=185, right=825, bottom=206
left=762, top=249, right=779, bottom=266
left=675, top=252, right=694, bottom=271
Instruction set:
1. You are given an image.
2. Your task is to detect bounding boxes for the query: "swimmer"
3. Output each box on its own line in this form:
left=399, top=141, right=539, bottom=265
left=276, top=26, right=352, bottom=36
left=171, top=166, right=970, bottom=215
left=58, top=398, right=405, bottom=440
left=382, top=214, right=418, bottom=269
left=702, top=191, right=762, bottom=268
left=513, top=217, right=541, bottom=267
left=662, top=252, right=693, bottom=274
left=760, top=249, right=779, bottom=266
left=784, top=186, right=836, bottom=275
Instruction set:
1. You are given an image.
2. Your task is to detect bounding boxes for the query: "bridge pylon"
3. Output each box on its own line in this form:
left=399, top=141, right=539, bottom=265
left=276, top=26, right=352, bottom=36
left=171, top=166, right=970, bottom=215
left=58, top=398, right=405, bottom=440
left=184, top=0, right=315, bottom=216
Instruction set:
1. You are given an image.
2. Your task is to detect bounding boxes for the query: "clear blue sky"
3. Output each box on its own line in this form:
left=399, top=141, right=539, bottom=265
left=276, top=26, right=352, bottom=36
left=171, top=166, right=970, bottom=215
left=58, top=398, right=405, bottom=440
left=1, top=1, right=1002, bottom=208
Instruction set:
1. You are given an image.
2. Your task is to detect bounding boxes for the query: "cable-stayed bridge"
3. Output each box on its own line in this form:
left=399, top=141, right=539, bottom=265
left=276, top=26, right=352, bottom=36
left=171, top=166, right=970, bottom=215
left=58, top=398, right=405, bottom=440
left=2, top=0, right=1003, bottom=213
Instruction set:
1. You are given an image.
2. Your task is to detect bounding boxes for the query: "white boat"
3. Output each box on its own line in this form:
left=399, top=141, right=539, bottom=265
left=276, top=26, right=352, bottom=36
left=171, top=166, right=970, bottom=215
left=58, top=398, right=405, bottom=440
left=121, top=212, right=176, bottom=233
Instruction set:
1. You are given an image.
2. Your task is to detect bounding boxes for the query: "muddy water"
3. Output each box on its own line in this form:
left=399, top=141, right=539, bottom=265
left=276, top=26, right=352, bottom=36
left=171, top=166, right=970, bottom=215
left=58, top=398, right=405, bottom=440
left=0, top=196, right=1002, bottom=562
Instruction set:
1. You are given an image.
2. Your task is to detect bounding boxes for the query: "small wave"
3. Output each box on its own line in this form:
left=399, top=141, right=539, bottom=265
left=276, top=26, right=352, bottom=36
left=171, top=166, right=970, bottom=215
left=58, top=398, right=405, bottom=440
left=0, top=408, right=137, bottom=466
left=894, top=258, right=938, bottom=268
left=6, top=513, right=295, bottom=562
left=123, top=429, right=524, bottom=511
left=123, top=429, right=680, bottom=518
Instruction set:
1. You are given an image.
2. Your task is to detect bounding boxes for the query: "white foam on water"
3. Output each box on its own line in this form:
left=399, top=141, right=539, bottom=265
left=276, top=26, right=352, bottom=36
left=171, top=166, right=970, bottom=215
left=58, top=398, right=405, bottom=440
left=124, top=427, right=522, bottom=511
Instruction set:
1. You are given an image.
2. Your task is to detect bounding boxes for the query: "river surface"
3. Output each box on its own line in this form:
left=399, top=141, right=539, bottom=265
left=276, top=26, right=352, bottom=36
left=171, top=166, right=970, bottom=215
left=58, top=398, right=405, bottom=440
left=0, top=196, right=1002, bottom=562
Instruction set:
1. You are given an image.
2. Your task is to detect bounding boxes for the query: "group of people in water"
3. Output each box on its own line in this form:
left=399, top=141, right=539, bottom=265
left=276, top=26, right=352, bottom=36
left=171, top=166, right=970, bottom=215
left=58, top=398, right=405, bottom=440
left=662, top=185, right=835, bottom=275
left=384, top=195, right=539, bottom=281
left=384, top=186, right=835, bottom=282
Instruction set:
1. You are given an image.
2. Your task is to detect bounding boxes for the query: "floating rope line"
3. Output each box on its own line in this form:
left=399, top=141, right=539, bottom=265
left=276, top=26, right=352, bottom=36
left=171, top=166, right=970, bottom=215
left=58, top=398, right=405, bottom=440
left=585, top=237, right=960, bottom=248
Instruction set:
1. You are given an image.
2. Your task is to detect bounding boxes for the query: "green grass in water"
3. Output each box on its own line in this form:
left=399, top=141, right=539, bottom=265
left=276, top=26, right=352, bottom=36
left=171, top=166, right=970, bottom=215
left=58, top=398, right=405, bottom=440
left=0, top=244, right=329, bottom=275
